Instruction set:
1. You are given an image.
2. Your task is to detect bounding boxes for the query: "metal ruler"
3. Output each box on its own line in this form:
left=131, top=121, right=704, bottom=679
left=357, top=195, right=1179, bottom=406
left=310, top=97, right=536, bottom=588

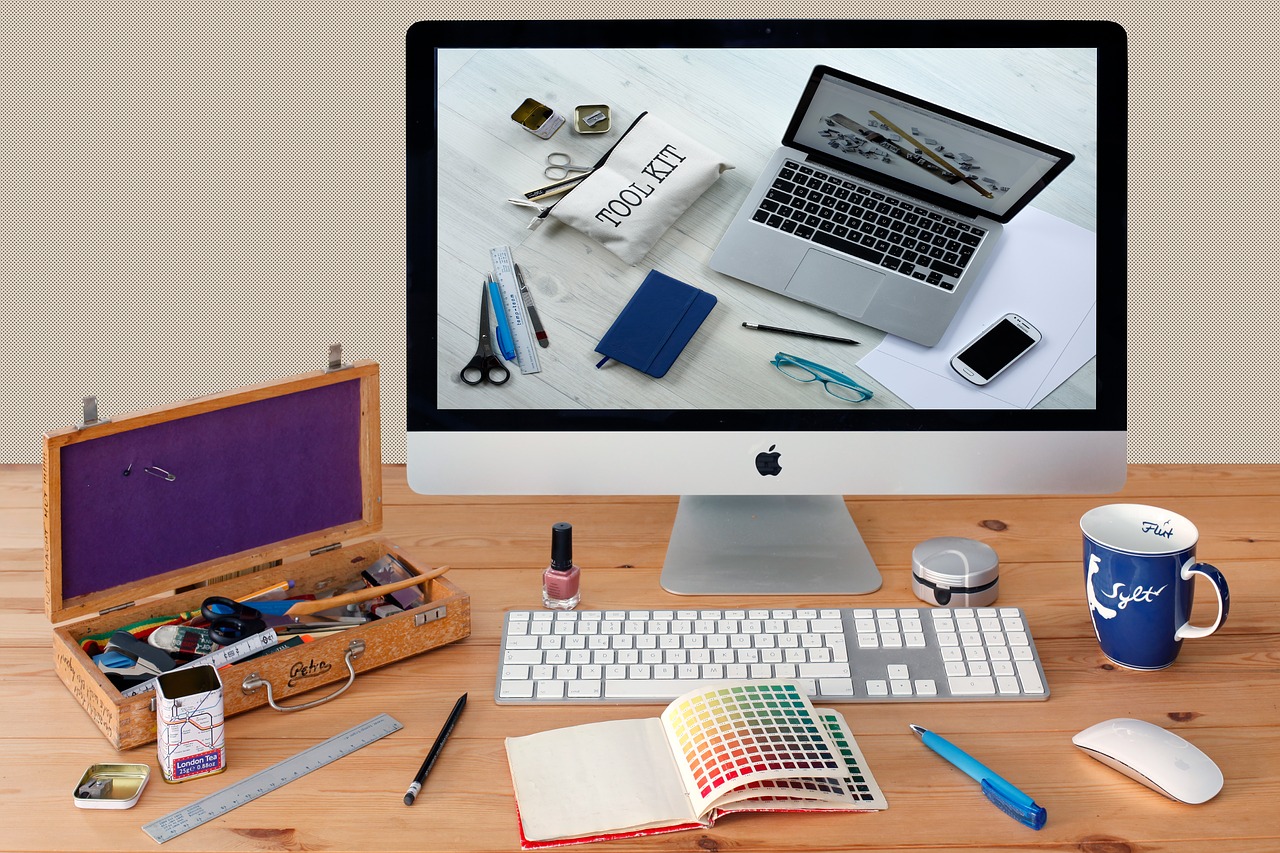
left=489, top=245, right=542, bottom=374
left=142, top=713, right=403, bottom=844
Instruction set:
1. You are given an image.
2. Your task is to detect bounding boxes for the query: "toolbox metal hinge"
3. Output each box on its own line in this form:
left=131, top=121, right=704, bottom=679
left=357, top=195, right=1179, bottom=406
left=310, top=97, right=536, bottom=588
left=324, top=343, right=351, bottom=373
left=100, top=601, right=136, bottom=616
left=309, top=543, right=342, bottom=557
left=77, top=396, right=110, bottom=429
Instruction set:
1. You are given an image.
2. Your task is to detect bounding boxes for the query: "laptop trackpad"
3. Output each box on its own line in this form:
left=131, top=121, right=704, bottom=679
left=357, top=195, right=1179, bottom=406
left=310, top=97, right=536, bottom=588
left=784, top=250, right=883, bottom=317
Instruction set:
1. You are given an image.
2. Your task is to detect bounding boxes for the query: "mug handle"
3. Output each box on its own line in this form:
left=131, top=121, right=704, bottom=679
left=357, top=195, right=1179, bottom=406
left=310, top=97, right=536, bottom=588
left=1174, top=561, right=1230, bottom=640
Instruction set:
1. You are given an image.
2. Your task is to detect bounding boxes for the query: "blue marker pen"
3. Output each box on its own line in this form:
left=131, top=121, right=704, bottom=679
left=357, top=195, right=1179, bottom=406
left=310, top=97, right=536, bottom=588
left=487, top=277, right=516, bottom=361
left=909, top=725, right=1046, bottom=830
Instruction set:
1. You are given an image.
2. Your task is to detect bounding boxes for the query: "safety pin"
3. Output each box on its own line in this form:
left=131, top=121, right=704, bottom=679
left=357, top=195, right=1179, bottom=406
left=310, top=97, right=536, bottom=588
left=143, top=466, right=175, bottom=482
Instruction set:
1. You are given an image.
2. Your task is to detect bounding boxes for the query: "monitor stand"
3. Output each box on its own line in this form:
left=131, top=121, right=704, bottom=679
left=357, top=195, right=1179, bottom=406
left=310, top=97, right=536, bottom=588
left=659, top=495, right=883, bottom=595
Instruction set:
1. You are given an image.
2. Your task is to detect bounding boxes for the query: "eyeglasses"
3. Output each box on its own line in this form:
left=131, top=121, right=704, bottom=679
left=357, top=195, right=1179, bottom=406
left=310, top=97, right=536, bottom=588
left=771, top=352, right=874, bottom=402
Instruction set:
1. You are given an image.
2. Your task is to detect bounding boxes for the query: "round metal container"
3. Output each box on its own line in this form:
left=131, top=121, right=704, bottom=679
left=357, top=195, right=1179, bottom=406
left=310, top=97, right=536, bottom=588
left=911, top=536, right=1000, bottom=607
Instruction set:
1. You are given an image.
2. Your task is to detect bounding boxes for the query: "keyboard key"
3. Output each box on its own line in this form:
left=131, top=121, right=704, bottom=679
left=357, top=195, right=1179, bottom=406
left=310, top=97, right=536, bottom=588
left=948, top=675, right=997, bottom=695
left=1016, top=660, right=1046, bottom=694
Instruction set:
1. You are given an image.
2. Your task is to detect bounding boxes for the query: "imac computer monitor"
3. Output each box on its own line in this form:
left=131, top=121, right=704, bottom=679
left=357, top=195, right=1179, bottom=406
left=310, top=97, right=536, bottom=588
left=407, top=20, right=1127, bottom=595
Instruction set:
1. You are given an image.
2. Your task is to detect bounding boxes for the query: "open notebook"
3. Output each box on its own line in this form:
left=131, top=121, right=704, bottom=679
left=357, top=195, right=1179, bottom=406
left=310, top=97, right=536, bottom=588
left=505, top=681, right=886, bottom=847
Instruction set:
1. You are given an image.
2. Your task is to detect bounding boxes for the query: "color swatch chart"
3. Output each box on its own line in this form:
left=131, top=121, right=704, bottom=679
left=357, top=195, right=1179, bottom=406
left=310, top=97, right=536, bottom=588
left=662, top=682, right=853, bottom=807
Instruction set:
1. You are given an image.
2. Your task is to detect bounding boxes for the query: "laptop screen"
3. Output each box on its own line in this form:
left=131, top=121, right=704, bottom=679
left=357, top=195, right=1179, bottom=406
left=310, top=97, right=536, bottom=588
left=784, top=66, right=1073, bottom=223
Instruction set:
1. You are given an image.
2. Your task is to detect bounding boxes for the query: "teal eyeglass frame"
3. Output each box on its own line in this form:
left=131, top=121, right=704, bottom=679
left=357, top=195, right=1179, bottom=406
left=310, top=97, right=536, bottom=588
left=771, top=352, right=874, bottom=402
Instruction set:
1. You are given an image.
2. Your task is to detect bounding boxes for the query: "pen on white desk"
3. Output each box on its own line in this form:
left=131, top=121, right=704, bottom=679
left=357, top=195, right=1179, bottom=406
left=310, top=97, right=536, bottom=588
left=909, top=725, right=1046, bottom=830
left=404, top=693, right=468, bottom=806
left=514, top=264, right=549, bottom=347
left=741, top=322, right=859, bottom=345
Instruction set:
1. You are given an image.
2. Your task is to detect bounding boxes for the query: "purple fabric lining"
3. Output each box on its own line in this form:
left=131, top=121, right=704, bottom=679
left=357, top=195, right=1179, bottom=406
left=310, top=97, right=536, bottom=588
left=58, top=379, right=365, bottom=600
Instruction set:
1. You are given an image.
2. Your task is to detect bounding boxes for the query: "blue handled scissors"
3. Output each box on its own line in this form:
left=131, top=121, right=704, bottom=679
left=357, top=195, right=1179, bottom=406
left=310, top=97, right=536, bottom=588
left=201, top=597, right=268, bottom=645
left=460, top=284, right=511, bottom=386
left=544, top=152, right=592, bottom=181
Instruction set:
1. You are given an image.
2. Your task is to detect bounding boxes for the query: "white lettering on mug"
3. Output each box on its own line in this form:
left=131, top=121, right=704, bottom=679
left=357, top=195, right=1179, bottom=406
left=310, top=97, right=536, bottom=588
left=1099, top=581, right=1169, bottom=610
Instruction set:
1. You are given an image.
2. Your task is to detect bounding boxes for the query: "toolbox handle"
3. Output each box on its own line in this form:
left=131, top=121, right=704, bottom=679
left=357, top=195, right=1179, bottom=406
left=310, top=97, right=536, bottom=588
left=241, top=639, right=365, bottom=712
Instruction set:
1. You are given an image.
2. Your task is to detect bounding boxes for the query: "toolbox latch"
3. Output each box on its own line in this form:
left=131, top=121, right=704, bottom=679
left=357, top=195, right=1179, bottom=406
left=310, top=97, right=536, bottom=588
left=77, top=396, right=110, bottom=429
left=325, top=343, right=351, bottom=373
left=414, top=605, right=447, bottom=627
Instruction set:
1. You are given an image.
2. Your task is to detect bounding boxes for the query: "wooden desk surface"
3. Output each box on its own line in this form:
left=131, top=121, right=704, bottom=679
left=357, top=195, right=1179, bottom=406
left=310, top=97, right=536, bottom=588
left=2, top=463, right=1277, bottom=852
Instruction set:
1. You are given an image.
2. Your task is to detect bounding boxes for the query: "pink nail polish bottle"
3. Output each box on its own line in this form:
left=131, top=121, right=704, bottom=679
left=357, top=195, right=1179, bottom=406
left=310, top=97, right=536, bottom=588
left=541, top=522, right=581, bottom=610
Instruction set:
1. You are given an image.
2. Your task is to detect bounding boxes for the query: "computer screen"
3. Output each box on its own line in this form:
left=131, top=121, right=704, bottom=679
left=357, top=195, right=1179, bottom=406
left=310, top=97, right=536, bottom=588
left=407, top=19, right=1127, bottom=594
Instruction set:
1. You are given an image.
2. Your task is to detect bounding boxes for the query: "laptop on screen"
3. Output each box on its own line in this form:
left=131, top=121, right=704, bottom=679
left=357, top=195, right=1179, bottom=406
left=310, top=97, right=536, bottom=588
left=709, top=65, right=1074, bottom=347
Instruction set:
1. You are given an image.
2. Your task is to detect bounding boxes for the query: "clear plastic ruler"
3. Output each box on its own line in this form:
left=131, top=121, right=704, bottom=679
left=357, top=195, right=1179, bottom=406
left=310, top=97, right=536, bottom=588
left=489, top=245, right=542, bottom=374
left=142, top=714, right=403, bottom=844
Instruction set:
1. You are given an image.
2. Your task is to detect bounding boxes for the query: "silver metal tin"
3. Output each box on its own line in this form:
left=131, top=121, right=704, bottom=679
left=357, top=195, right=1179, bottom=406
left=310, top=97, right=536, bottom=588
left=511, top=98, right=565, bottom=139
left=911, top=536, right=1000, bottom=607
left=73, top=763, right=150, bottom=809
left=573, top=104, right=611, bottom=134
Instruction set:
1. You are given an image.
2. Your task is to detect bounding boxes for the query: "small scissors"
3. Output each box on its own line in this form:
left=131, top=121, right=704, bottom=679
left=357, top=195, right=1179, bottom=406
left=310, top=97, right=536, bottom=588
left=460, top=285, right=511, bottom=386
left=544, top=152, right=592, bottom=181
left=201, top=596, right=268, bottom=645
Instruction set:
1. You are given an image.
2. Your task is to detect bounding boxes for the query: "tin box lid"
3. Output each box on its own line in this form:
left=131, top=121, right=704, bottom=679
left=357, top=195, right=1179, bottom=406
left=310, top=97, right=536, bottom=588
left=43, top=361, right=382, bottom=624
left=911, top=536, right=1000, bottom=587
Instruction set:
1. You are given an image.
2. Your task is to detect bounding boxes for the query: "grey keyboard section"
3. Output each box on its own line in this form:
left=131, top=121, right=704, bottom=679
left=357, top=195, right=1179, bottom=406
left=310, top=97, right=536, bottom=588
left=496, top=606, right=1048, bottom=704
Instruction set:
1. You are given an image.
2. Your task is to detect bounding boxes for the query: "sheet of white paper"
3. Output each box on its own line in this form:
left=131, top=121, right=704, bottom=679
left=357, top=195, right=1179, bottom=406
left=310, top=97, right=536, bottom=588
left=858, top=206, right=1096, bottom=409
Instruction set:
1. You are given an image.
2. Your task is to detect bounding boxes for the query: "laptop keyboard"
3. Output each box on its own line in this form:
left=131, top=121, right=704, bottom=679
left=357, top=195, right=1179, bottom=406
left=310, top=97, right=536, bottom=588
left=496, top=606, right=1049, bottom=704
left=752, top=160, right=987, bottom=291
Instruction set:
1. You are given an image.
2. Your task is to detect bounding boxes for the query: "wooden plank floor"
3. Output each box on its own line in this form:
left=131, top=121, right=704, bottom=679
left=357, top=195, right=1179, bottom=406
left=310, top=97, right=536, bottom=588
left=1, top=463, right=1277, bottom=851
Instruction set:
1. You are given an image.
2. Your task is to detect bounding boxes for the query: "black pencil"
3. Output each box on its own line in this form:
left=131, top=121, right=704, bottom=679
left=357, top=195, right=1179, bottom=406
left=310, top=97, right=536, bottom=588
left=403, top=693, right=468, bottom=805
left=742, top=322, right=859, bottom=345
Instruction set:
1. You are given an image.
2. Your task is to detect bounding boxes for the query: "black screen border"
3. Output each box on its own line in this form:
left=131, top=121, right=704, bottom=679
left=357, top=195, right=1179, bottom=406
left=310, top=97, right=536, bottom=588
left=407, top=18, right=1127, bottom=434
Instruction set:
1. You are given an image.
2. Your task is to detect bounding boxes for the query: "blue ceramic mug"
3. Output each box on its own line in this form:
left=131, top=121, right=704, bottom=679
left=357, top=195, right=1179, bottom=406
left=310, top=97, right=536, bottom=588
left=1080, top=504, right=1230, bottom=670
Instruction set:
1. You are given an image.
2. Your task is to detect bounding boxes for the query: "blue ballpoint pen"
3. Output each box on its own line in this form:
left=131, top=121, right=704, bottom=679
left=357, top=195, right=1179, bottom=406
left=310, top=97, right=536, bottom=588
left=909, top=725, right=1047, bottom=830
left=487, top=277, right=516, bottom=360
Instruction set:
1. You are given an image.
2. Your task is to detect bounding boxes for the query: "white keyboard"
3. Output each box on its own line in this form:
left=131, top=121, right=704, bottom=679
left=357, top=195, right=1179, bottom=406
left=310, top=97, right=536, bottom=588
left=495, top=606, right=1049, bottom=704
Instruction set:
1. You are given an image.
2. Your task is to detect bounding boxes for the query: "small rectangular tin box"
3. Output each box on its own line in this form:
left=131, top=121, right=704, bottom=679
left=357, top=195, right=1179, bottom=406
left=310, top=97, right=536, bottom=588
left=73, top=763, right=150, bottom=809
left=43, top=356, right=471, bottom=750
left=155, top=665, right=225, bottom=782
left=512, top=97, right=565, bottom=139
left=573, top=104, right=611, bottom=134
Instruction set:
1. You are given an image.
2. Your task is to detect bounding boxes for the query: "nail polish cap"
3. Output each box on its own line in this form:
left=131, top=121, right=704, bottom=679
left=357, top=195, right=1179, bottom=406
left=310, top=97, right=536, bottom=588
left=550, top=522, right=574, bottom=571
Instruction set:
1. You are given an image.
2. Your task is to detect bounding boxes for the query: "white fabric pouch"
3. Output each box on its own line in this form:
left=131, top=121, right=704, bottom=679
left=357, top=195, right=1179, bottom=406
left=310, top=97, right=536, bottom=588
left=547, top=113, right=732, bottom=264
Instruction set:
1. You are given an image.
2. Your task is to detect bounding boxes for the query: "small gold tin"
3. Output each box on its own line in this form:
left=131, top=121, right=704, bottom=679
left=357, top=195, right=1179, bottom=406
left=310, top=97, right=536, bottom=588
left=73, top=763, right=150, bottom=809
left=573, top=104, right=611, bottom=134
left=511, top=98, right=565, bottom=139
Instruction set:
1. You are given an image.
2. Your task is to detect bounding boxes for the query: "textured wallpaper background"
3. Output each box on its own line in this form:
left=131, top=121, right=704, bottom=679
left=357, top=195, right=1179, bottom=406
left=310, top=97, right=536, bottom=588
left=5, top=3, right=1276, bottom=464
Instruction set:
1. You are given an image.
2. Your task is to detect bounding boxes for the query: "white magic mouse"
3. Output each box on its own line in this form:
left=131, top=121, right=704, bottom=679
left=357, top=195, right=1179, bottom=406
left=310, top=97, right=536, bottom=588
left=1072, top=718, right=1223, bottom=804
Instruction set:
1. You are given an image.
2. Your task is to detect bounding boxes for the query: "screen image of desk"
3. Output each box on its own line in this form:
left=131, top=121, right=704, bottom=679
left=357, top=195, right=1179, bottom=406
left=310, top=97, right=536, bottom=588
left=406, top=20, right=1127, bottom=593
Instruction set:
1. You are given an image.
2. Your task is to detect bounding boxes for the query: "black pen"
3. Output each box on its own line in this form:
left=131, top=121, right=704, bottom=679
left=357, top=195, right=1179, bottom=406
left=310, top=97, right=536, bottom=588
left=403, top=693, right=467, bottom=806
left=741, top=322, right=858, bottom=345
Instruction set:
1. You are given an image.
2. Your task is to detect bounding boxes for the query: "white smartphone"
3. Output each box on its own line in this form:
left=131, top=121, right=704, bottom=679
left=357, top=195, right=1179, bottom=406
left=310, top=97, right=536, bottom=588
left=950, top=313, right=1042, bottom=385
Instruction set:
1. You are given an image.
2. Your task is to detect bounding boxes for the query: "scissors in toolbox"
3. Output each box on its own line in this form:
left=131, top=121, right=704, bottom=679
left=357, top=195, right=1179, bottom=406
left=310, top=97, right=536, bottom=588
left=544, top=151, right=592, bottom=181
left=460, top=284, right=511, bottom=386
left=201, top=597, right=269, bottom=645
left=201, top=567, right=455, bottom=644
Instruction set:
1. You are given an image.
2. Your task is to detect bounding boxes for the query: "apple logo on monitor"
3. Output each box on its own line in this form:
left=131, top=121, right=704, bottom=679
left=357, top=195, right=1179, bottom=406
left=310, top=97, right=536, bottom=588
left=755, top=445, right=782, bottom=476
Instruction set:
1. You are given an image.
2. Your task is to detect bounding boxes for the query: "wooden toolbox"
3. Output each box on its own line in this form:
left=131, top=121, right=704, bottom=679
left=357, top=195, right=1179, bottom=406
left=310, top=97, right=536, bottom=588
left=42, top=357, right=470, bottom=749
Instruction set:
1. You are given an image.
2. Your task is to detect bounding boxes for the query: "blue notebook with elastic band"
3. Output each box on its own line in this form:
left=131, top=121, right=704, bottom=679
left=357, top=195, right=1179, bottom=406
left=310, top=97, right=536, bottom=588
left=595, top=270, right=717, bottom=378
